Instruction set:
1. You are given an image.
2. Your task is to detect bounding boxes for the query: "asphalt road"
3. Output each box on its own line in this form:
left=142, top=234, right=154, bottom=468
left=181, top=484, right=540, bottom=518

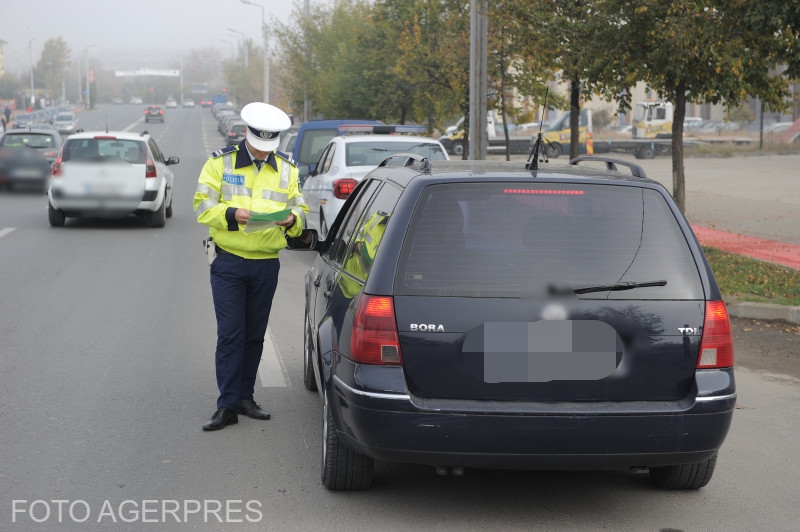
left=0, top=106, right=798, bottom=531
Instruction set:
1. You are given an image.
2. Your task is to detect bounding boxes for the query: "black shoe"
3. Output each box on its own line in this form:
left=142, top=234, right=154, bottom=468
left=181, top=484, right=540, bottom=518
left=236, top=399, right=271, bottom=420
left=202, top=408, right=238, bottom=431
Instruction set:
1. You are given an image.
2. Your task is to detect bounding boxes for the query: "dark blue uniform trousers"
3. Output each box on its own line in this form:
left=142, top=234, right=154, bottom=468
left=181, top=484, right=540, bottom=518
left=210, top=253, right=280, bottom=410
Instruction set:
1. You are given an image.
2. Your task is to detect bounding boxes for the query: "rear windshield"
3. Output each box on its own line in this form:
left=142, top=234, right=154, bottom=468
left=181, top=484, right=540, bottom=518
left=396, top=182, right=703, bottom=299
left=56, top=113, right=74, bottom=121
left=62, top=138, right=147, bottom=164
left=0, top=133, right=57, bottom=148
left=345, top=141, right=447, bottom=167
left=298, top=128, right=337, bottom=165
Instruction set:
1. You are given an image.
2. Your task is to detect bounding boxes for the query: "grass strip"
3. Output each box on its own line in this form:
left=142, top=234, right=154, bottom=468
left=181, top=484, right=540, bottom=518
left=703, top=246, right=800, bottom=306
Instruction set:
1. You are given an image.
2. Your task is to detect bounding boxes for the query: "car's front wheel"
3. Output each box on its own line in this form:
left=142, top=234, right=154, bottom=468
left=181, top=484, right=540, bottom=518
left=165, top=193, right=173, bottom=218
left=649, top=453, right=717, bottom=489
left=48, top=202, right=66, bottom=227
left=321, top=391, right=374, bottom=490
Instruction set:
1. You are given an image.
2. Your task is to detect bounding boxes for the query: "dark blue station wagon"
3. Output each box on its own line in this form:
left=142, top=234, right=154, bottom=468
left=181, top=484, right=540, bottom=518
left=289, top=155, right=735, bottom=491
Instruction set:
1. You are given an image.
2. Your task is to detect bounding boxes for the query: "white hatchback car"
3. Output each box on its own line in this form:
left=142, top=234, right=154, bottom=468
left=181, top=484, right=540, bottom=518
left=48, top=131, right=179, bottom=227
left=302, top=131, right=448, bottom=236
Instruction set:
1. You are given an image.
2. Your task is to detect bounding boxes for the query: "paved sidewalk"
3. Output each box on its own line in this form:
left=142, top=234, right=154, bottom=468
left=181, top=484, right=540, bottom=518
left=692, top=225, right=800, bottom=324
left=692, top=225, right=800, bottom=269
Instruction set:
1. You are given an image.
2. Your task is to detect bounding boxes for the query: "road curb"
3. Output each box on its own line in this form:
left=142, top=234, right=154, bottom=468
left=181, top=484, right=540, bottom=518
left=724, top=298, right=800, bottom=325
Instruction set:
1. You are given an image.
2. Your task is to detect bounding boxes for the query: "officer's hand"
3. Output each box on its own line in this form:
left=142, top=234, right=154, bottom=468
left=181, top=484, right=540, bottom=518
left=275, top=213, right=295, bottom=228
left=235, top=209, right=252, bottom=224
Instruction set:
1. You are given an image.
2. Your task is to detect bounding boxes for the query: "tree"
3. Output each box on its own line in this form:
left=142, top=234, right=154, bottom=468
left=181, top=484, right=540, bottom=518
left=591, top=0, right=792, bottom=213
left=35, top=37, right=71, bottom=101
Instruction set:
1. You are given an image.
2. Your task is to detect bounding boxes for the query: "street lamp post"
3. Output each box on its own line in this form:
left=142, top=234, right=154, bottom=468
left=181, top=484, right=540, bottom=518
left=28, top=39, right=34, bottom=109
left=220, top=39, right=234, bottom=59
left=240, top=0, right=269, bottom=104
left=227, top=28, right=248, bottom=68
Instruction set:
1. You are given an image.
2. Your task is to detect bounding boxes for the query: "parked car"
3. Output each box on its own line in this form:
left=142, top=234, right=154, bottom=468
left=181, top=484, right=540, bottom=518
left=53, top=112, right=79, bottom=135
left=302, top=130, right=448, bottom=236
left=144, top=105, right=164, bottom=123
left=278, top=127, right=298, bottom=155
left=224, top=121, right=246, bottom=146
left=0, top=128, right=63, bottom=166
left=290, top=154, right=735, bottom=491
left=48, top=131, right=179, bottom=227
left=292, top=119, right=382, bottom=175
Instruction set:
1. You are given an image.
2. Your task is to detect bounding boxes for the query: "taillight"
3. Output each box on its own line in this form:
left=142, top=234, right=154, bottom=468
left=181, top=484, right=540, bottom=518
left=52, top=149, right=64, bottom=176
left=697, top=301, right=734, bottom=368
left=350, top=295, right=403, bottom=365
left=145, top=110, right=149, bottom=115
left=333, top=178, right=358, bottom=200
left=229, top=131, right=237, bottom=137
left=159, top=110, right=164, bottom=115
left=145, top=152, right=157, bottom=178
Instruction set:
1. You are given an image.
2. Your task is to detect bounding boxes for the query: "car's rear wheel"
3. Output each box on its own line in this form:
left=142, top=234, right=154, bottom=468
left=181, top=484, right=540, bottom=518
left=148, top=197, right=166, bottom=227
left=649, top=453, right=717, bottom=489
left=321, top=391, right=374, bottom=490
left=635, top=145, right=655, bottom=159
left=48, top=202, right=66, bottom=227
left=303, top=314, right=318, bottom=391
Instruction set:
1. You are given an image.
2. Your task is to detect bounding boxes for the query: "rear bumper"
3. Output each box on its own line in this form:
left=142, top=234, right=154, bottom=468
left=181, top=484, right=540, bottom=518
left=327, top=359, right=735, bottom=469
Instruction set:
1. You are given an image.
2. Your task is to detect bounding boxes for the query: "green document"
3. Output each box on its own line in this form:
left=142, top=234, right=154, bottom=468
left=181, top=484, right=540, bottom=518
left=249, top=209, right=292, bottom=222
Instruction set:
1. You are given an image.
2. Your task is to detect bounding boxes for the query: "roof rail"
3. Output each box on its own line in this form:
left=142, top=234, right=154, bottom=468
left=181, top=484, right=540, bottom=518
left=569, top=156, right=647, bottom=178
left=378, top=152, right=431, bottom=173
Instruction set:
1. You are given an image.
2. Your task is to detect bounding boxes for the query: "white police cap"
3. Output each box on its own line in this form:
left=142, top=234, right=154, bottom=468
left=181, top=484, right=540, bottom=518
left=240, top=102, right=292, bottom=152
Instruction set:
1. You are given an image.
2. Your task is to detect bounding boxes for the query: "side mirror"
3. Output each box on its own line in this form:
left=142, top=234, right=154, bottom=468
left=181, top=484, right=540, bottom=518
left=285, top=229, right=320, bottom=251
left=166, top=156, right=180, bottom=165
left=298, top=164, right=310, bottom=178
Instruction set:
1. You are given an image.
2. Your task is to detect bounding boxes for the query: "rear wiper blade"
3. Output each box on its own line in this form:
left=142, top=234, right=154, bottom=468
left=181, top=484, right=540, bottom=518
left=549, top=280, right=667, bottom=295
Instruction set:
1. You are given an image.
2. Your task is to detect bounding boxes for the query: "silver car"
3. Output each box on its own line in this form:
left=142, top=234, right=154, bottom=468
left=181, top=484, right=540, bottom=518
left=48, top=131, right=179, bottom=227
left=53, top=112, right=79, bottom=135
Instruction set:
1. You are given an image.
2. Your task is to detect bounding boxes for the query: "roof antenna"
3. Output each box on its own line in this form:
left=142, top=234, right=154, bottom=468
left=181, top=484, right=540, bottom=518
left=105, top=116, right=109, bottom=134
left=525, top=88, right=552, bottom=172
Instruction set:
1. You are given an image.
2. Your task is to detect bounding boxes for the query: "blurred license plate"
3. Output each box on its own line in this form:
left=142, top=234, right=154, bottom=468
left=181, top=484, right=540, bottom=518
left=85, top=183, right=124, bottom=195
left=13, top=168, right=44, bottom=178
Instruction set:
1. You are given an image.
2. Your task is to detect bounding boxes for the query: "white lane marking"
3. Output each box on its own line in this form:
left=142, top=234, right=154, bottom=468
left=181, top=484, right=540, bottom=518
left=0, top=228, right=16, bottom=239
left=122, top=117, right=145, bottom=132
left=259, top=327, right=289, bottom=388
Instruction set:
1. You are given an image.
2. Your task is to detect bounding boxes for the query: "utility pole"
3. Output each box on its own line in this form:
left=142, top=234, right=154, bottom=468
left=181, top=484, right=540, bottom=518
left=304, top=0, right=310, bottom=122
left=468, top=0, right=488, bottom=160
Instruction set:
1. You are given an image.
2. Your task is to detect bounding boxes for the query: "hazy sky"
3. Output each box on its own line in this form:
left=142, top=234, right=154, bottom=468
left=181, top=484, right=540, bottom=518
left=2, top=0, right=304, bottom=70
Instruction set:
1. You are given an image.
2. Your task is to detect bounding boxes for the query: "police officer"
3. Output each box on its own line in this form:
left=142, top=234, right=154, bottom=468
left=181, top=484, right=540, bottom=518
left=194, top=102, right=309, bottom=431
